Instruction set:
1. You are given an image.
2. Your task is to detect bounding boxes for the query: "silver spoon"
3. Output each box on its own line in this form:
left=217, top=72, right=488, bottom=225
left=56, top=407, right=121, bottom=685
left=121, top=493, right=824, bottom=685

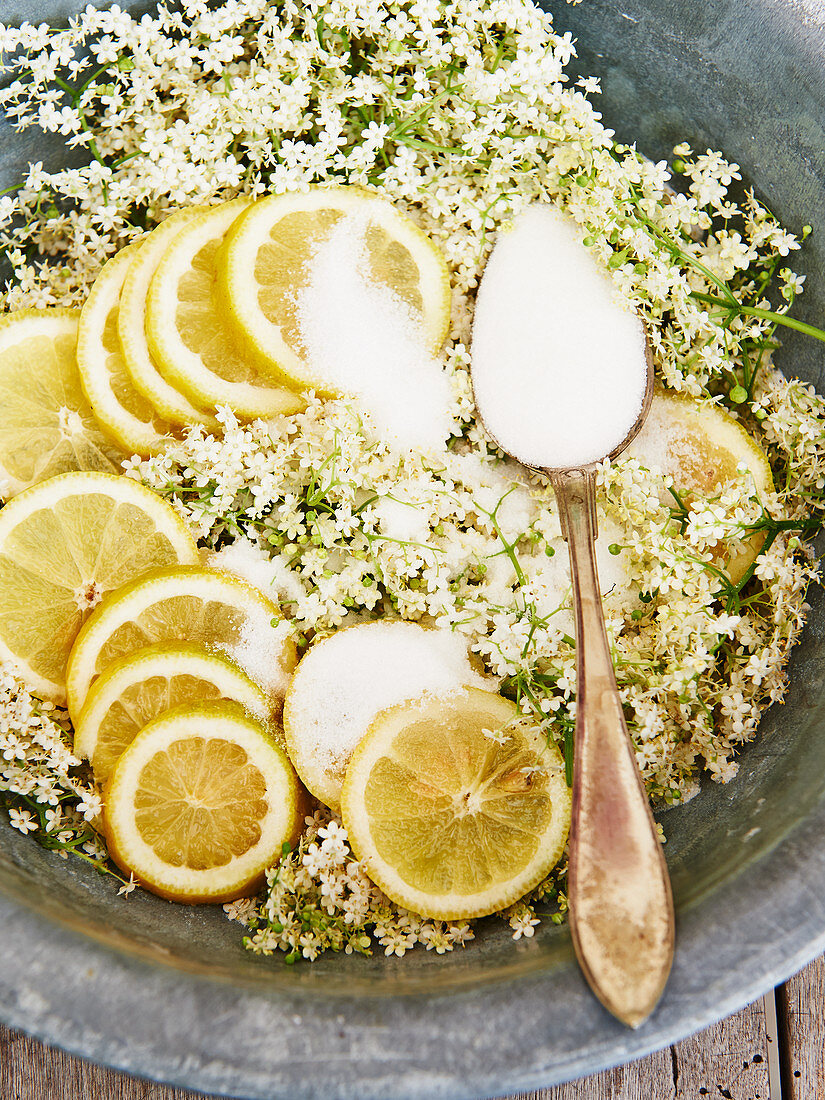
left=470, top=211, right=674, bottom=1028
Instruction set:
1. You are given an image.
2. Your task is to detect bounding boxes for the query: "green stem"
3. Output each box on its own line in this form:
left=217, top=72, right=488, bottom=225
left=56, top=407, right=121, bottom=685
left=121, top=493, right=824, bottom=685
left=563, top=720, right=574, bottom=787
left=691, top=291, right=825, bottom=344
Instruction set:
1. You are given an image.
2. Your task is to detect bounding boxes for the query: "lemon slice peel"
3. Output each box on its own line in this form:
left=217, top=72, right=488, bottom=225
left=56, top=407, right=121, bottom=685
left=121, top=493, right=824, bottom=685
left=145, top=198, right=306, bottom=419
left=103, top=699, right=304, bottom=904
left=77, top=243, right=177, bottom=456
left=119, top=208, right=220, bottom=429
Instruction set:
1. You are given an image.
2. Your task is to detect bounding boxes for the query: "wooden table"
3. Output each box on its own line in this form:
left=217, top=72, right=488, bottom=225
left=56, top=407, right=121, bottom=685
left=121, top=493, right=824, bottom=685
left=2, top=956, right=822, bottom=1099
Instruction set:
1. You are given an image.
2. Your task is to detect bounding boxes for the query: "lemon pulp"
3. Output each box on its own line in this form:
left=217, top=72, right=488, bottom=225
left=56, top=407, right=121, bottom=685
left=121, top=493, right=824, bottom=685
left=342, top=688, right=570, bottom=920
left=0, top=309, right=122, bottom=496
left=74, top=641, right=272, bottom=783
left=0, top=472, right=198, bottom=702
left=66, top=564, right=296, bottom=720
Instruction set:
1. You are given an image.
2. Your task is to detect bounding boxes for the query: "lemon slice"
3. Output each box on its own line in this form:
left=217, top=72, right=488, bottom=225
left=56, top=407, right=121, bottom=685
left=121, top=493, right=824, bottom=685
left=626, top=391, right=774, bottom=582
left=103, top=700, right=304, bottom=903
left=341, top=688, right=571, bottom=921
left=219, top=186, right=452, bottom=393
left=0, top=472, right=198, bottom=702
left=74, top=641, right=274, bottom=784
left=0, top=309, right=124, bottom=498
left=77, top=242, right=178, bottom=456
left=145, top=198, right=305, bottom=419
left=66, top=564, right=297, bottom=721
left=119, top=209, right=221, bottom=430
left=283, top=621, right=492, bottom=812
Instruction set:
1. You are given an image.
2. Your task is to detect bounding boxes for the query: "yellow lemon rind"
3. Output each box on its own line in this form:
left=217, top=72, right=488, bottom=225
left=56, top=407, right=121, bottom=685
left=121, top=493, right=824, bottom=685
left=77, top=243, right=177, bottom=456
left=103, top=699, right=304, bottom=904
left=119, top=208, right=221, bottom=430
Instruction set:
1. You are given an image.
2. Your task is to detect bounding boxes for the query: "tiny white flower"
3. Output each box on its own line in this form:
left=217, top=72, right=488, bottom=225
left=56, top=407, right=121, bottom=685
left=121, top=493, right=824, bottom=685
left=9, top=808, right=37, bottom=834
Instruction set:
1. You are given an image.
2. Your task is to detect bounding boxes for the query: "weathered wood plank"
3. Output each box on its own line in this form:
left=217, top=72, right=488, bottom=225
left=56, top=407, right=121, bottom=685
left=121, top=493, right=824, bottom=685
left=0, top=988, right=774, bottom=1100
left=513, top=1045, right=676, bottom=1099
left=512, top=996, right=773, bottom=1099
left=670, top=996, right=771, bottom=1100
left=0, top=1026, right=209, bottom=1100
left=779, top=955, right=825, bottom=1099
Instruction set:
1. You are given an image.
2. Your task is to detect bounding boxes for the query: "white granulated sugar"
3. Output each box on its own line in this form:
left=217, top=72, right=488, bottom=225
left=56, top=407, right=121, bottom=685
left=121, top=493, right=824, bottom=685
left=286, top=620, right=493, bottom=802
left=374, top=495, right=431, bottom=544
left=221, top=611, right=294, bottom=699
left=624, top=399, right=681, bottom=477
left=209, top=536, right=305, bottom=605
left=206, top=540, right=296, bottom=698
left=297, top=206, right=453, bottom=453
left=209, top=537, right=278, bottom=594
left=470, top=205, right=648, bottom=469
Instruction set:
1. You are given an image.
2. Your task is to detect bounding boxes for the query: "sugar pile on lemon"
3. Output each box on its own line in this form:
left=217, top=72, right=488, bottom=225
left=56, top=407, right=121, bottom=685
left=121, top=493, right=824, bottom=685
left=221, top=188, right=455, bottom=451
left=283, top=621, right=492, bottom=811
left=292, top=205, right=454, bottom=450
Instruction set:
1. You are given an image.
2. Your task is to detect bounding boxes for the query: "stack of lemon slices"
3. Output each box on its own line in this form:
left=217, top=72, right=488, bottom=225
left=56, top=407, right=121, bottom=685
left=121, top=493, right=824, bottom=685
left=0, top=187, right=452, bottom=491
left=0, top=468, right=302, bottom=903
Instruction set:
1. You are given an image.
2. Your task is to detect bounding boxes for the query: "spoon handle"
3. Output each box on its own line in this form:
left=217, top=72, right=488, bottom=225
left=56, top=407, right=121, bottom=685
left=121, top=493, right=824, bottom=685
left=551, top=466, right=674, bottom=1029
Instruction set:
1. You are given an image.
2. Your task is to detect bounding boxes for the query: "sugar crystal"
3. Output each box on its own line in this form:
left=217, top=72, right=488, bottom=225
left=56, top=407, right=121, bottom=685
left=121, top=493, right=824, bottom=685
left=285, top=620, right=494, bottom=806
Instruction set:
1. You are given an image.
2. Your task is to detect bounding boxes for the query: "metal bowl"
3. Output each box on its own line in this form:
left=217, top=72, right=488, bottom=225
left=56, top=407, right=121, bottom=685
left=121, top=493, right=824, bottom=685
left=2, top=0, right=825, bottom=1096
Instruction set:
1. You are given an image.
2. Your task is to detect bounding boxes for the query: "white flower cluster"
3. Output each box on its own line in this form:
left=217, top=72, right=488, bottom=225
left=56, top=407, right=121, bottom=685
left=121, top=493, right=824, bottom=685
left=0, top=0, right=807, bottom=358
left=229, top=810, right=480, bottom=960
left=0, top=663, right=124, bottom=873
left=128, top=371, right=819, bottom=806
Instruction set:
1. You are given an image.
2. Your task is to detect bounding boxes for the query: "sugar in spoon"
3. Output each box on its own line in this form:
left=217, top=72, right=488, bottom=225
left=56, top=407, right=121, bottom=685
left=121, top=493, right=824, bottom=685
left=470, top=206, right=674, bottom=1028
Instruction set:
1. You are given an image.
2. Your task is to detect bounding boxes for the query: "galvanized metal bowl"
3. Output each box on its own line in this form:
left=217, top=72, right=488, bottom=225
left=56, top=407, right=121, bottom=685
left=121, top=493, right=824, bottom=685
left=1, top=1, right=824, bottom=1096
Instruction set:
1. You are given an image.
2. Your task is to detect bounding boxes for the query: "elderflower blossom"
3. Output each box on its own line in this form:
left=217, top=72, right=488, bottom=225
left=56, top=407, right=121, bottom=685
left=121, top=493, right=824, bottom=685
left=229, top=807, right=542, bottom=958
left=506, top=904, right=541, bottom=940
left=0, top=665, right=131, bottom=882
left=1, top=0, right=824, bottom=961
